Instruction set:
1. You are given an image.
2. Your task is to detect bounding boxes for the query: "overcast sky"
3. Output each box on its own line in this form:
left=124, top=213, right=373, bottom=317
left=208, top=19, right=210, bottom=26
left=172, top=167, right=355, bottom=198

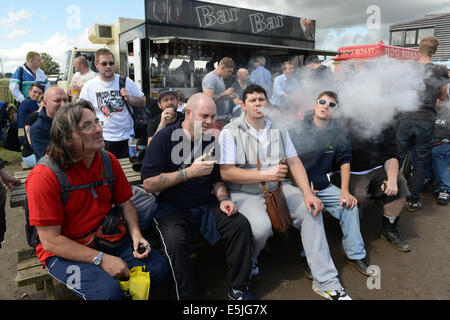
left=210, top=0, right=450, bottom=50
left=1, top=0, right=449, bottom=73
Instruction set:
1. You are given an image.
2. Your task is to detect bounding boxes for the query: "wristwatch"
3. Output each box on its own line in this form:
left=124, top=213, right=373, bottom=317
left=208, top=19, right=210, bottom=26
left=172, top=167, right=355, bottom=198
left=92, top=252, right=104, bottom=266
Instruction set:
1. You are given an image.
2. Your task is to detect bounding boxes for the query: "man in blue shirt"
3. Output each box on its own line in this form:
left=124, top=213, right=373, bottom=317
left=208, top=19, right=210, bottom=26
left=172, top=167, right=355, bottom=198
left=17, top=83, right=44, bottom=130
left=270, top=61, right=299, bottom=112
left=30, top=87, right=68, bottom=161
left=249, top=57, right=272, bottom=97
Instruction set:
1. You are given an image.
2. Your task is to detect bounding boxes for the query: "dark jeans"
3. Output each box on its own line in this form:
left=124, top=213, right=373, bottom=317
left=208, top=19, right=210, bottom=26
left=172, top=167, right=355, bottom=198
left=396, top=118, right=435, bottom=202
left=153, top=198, right=253, bottom=300
left=104, top=140, right=129, bottom=159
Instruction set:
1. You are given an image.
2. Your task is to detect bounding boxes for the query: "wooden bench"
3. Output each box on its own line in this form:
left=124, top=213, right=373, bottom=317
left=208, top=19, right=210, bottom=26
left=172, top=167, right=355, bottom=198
left=11, top=158, right=142, bottom=299
left=16, top=249, right=55, bottom=300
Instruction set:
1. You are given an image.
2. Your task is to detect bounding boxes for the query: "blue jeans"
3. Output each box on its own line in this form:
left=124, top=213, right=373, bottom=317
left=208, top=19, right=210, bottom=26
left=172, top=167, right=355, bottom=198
left=318, top=184, right=366, bottom=260
left=45, top=238, right=168, bottom=300
left=22, top=154, right=37, bottom=168
left=432, top=143, right=450, bottom=192
left=396, top=118, right=435, bottom=202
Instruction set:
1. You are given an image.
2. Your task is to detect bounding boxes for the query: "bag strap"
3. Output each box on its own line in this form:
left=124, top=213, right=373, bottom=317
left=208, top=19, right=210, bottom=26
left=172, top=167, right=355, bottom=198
left=119, top=75, right=135, bottom=124
left=19, top=66, right=24, bottom=94
left=37, top=156, right=72, bottom=205
left=99, top=149, right=115, bottom=197
left=37, top=150, right=115, bottom=205
left=248, top=136, right=278, bottom=196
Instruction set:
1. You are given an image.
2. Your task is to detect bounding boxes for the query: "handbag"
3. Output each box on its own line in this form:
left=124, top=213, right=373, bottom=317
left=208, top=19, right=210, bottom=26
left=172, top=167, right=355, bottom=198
left=261, top=180, right=291, bottom=234
left=249, top=137, right=291, bottom=234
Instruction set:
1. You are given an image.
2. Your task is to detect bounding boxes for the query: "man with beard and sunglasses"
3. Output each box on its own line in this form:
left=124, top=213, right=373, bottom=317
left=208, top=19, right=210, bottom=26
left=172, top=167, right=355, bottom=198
left=147, top=88, right=185, bottom=146
left=80, top=48, right=146, bottom=159
left=290, top=91, right=371, bottom=277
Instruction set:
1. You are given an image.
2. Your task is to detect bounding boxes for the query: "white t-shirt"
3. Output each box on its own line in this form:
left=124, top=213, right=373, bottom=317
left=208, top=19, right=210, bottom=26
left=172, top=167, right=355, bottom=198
left=219, top=118, right=298, bottom=165
left=80, top=74, right=144, bottom=141
left=70, top=70, right=97, bottom=89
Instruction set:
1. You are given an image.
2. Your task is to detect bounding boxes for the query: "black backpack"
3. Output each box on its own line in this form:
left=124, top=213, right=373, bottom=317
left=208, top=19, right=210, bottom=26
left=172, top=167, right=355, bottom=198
left=1, top=102, right=21, bottom=152
left=25, top=149, right=115, bottom=248
left=119, top=75, right=149, bottom=142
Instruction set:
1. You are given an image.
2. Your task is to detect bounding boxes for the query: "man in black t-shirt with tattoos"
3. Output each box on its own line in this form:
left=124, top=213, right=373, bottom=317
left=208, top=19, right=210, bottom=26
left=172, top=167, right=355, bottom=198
left=141, top=93, right=254, bottom=300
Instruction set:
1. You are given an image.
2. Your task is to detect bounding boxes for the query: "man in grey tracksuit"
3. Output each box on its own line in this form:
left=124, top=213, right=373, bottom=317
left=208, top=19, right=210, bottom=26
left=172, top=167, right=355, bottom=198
left=218, top=84, right=351, bottom=300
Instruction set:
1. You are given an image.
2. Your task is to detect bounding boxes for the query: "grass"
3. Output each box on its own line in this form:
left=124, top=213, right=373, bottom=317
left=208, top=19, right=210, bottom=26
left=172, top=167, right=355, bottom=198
left=0, top=145, right=21, bottom=163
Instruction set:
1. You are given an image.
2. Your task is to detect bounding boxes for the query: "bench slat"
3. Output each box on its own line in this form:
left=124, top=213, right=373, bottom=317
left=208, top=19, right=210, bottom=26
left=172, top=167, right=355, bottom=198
left=16, top=265, right=51, bottom=287
left=18, top=258, right=43, bottom=271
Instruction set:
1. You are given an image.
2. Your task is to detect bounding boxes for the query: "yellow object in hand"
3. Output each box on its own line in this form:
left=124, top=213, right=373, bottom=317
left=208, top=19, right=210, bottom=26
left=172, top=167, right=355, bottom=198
left=119, top=266, right=151, bottom=300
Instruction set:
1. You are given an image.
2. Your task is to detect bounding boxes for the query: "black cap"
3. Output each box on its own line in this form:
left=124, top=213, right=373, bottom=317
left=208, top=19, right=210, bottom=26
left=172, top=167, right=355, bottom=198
left=304, top=55, right=321, bottom=65
left=158, top=88, right=178, bottom=101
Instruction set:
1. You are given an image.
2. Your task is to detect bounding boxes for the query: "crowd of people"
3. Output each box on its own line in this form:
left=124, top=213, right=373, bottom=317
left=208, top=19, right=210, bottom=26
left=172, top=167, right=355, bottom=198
left=0, top=35, right=448, bottom=301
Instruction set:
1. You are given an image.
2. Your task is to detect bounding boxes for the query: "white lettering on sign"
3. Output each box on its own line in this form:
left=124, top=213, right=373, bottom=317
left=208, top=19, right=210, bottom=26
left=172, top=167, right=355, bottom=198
left=345, top=47, right=376, bottom=56
left=195, top=5, right=240, bottom=28
left=385, top=48, right=419, bottom=59
left=249, top=13, right=286, bottom=33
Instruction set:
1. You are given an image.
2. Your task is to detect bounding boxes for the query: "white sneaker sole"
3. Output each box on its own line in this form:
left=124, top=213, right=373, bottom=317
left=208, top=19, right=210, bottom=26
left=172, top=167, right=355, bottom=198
left=311, top=283, right=333, bottom=300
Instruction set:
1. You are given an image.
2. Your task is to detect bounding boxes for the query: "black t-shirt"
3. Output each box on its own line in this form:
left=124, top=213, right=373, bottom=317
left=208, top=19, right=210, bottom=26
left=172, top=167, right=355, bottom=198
left=141, top=120, right=221, bottom=209
left=147, top=111, right=185, bottom=138
left=407, top=63, right=449, bottom=121
left=22, top=111, right=39, bottom=157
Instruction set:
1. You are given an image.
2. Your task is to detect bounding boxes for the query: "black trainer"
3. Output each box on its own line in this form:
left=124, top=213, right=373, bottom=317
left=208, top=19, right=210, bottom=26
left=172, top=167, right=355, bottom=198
left=437, top=191, right=449, bottom=206
left=381, top=216, right=411, bottom=252
left=345, top=257, right=371, bottom=276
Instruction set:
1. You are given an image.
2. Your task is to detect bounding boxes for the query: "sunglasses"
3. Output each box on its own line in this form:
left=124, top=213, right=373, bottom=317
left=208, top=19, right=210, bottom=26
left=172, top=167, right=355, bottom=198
left=100, top=61, right=115, bottom=67
left=317, top=99, right=337, bottom=108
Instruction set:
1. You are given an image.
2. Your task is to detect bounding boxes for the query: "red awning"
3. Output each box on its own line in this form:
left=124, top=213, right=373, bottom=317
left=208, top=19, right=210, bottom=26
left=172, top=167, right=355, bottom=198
left=333, top=41, right=419, bottom=61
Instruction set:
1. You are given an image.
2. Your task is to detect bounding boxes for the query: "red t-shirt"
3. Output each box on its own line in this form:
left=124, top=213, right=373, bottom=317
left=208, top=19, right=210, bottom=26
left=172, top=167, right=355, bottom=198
left=25, top=151, right=133, bottom=264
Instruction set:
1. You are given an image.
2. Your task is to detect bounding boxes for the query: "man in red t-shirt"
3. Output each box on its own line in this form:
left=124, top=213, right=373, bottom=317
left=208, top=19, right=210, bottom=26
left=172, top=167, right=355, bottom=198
left=25, top=100, right=168, bottom=300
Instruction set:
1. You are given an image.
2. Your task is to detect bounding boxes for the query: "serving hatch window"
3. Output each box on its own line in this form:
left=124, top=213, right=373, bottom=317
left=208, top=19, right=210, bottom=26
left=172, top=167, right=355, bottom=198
left=418, top=28, right=435, bottom=42
left=405, top=30, right=416, bottom=45
left=390, top=31, right=404, bottom=46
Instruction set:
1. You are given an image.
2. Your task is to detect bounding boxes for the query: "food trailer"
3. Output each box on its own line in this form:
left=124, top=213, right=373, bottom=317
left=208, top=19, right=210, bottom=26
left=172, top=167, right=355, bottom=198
left=118, top=0, right=337, bottom=102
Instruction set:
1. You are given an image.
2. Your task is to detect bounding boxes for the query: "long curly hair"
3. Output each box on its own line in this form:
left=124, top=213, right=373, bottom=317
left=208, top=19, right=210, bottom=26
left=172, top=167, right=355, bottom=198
left=47, top=100, right=96, bottom=170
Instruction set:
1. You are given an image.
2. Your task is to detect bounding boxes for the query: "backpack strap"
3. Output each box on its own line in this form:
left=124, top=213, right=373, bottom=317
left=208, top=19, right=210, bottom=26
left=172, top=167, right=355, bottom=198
left=37, top=150, right=115, bottom=205
left=99, top=149, right=115, bottom=197
left=119, top=75, right=135, bottom=124
left=37, top=156, right=72, bottom=205
left=19, top=66, right=24, bottom=94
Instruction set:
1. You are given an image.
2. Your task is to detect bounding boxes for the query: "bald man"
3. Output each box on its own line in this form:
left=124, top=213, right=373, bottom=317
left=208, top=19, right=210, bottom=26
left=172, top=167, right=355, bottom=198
left=30, top=87, right=68, bottom=161
left=141, top=93, right=255, bottom=300
left=231, top=68, right=252, bottom=106
left=69, top=56, right=97, bottom=101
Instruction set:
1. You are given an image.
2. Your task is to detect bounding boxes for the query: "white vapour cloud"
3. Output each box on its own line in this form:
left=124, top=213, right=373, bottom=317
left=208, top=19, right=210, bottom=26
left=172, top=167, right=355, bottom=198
left=334, top=56, right=426, bottom=138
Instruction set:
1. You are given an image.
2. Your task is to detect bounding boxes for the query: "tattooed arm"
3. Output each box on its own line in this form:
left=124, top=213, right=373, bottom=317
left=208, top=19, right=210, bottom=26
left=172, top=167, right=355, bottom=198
left=143, top=154, right=215, bottom=194
left=143, top=169, right=188, bottom=193
left=213, top=181, right=230, bottom=202
left=213, top=181, right=238, bottom=216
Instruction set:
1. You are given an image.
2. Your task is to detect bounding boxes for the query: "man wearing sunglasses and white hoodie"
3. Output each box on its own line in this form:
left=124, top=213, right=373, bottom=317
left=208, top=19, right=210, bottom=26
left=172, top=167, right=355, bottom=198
left=80, top=48, right=146, bottom=159
left=289, top=91, right=372, bottom=277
